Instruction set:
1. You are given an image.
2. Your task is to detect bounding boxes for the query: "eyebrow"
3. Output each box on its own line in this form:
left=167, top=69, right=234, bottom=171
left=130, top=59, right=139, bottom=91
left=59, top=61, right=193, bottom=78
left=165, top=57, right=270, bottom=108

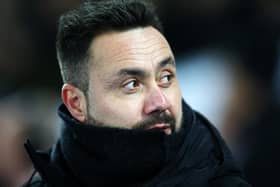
left=117, top=68, right=148, bottom=78
left=104, top=68, right=148, bottom=90
left=157, top=56, right=175, bottom=70
left=117, top=56, right=175, bottom=78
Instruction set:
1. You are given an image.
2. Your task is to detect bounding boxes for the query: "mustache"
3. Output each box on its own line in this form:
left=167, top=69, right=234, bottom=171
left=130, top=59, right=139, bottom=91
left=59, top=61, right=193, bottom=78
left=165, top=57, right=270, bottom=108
left=132, top=111, right=176, bottom=132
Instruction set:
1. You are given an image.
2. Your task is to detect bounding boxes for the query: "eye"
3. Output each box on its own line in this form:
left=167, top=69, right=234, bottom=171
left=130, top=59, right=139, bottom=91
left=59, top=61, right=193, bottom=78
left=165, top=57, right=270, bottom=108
left=122, top=79, right=140, bottom=93
left=161, top=75, right=171, bottom=83
left=159, top=71, right=174, bottom=87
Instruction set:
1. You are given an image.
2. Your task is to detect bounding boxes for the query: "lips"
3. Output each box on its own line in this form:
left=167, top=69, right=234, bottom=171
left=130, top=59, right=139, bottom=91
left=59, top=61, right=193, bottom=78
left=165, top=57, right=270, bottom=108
left=146, top=123, right=172, bottom=135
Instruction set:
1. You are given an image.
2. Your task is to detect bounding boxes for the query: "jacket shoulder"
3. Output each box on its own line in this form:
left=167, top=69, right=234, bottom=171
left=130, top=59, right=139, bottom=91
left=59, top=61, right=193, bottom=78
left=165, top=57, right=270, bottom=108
left=22, top=172, right=47, bottom=187
left=209, top=175, right=252, bottom=187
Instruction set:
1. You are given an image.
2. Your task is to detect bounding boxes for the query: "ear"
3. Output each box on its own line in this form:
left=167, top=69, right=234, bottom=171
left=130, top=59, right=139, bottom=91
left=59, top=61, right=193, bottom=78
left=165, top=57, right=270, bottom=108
left=61, top=84, right=88, bottom=123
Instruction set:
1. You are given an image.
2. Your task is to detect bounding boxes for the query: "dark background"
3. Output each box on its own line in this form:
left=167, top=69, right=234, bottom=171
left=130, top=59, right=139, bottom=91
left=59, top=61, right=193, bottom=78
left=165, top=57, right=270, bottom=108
left=0, top=0, right=279, bottom=186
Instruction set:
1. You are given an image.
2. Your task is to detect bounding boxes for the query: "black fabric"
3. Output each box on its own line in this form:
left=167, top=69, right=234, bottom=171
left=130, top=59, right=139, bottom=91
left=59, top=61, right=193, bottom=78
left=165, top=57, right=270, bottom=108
left=24, top=101, right=251, bottom=187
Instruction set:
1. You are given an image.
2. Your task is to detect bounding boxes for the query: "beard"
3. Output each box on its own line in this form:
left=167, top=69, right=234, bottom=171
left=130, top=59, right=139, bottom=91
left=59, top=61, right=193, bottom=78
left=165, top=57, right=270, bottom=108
left=87, top=111, right=177, bottom=134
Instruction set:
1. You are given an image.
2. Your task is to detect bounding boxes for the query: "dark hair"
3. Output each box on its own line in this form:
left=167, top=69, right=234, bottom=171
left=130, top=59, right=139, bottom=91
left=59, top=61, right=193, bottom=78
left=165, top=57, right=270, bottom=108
left=56, top=0, right=163, bottom=93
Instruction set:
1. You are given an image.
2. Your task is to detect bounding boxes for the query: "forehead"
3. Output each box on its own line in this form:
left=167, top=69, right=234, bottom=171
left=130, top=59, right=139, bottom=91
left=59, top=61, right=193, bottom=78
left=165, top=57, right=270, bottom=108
left=88, top=26, right=174, bottom=71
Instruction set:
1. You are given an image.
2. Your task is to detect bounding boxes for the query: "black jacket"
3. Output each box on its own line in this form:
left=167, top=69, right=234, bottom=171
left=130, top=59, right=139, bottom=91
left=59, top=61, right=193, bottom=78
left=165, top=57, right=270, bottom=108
left=23, top=101, right=251, bottom=187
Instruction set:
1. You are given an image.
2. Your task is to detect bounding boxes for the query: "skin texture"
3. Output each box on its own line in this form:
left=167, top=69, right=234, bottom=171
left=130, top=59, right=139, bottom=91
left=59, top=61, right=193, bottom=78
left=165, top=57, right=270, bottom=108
left=62, top=26, right=183, bottom=134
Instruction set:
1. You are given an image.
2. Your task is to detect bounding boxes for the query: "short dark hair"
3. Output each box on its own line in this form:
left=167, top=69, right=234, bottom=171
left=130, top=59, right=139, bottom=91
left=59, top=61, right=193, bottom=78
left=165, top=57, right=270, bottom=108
left=56, top=0, right=163, bottom=93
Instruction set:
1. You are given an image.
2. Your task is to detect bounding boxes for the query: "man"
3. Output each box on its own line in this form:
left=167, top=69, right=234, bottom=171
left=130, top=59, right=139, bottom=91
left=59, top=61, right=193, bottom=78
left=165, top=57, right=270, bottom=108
left=23, top=0, right=251, bottom=186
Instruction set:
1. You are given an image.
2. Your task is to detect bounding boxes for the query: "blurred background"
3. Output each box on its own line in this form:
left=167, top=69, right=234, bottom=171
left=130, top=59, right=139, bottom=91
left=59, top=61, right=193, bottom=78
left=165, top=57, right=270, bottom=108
left=0, top=0, right=279, bottom=186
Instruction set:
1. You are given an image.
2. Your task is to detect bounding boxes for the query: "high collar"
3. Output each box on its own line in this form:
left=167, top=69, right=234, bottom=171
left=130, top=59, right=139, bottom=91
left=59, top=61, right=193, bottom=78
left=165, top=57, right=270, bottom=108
left=57, top=100, right=194, bottom=186
left=25, top=100, right=247, bottom=187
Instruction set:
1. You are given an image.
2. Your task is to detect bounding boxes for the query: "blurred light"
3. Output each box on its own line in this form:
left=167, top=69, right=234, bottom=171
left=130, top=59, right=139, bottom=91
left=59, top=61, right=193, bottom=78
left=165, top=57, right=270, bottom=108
left=176, top=49, right=235, bottom=130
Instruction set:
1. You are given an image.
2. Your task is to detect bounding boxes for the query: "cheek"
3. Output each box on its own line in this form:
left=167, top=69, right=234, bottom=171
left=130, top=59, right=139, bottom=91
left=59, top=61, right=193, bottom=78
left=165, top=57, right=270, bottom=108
left=167, top=85, right=182, bottom=112
left=167, top=86, right=183, bottom=129
left=172, top=95, right=182, bottom=119
left=90, top=95, right=144, bottom=128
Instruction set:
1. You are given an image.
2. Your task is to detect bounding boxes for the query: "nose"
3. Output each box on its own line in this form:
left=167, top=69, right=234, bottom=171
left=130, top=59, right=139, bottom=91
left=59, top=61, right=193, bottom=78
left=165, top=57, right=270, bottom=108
left=143, top=86, right=171, bottom=115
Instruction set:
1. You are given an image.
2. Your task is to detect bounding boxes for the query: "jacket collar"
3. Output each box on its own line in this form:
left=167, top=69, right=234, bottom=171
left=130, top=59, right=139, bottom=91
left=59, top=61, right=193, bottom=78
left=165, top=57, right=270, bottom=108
left=56, top=100, right=193, bottom=186
left=25, top=100, right=242, bottom=187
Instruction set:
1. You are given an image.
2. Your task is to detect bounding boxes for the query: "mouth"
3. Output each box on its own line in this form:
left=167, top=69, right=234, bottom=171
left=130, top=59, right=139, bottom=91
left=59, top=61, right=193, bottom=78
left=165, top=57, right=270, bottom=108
left=146, top=123, right=172, bottom=135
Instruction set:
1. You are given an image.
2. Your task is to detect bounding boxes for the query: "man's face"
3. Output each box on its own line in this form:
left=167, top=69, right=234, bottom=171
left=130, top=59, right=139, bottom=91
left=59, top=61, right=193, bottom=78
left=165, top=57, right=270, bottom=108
left=86, top=26, right=182, bottom=135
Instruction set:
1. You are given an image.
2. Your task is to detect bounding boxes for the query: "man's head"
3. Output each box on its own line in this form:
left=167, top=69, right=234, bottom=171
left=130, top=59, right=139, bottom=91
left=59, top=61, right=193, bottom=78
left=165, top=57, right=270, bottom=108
left=57, top=0, right=182, bottom=135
